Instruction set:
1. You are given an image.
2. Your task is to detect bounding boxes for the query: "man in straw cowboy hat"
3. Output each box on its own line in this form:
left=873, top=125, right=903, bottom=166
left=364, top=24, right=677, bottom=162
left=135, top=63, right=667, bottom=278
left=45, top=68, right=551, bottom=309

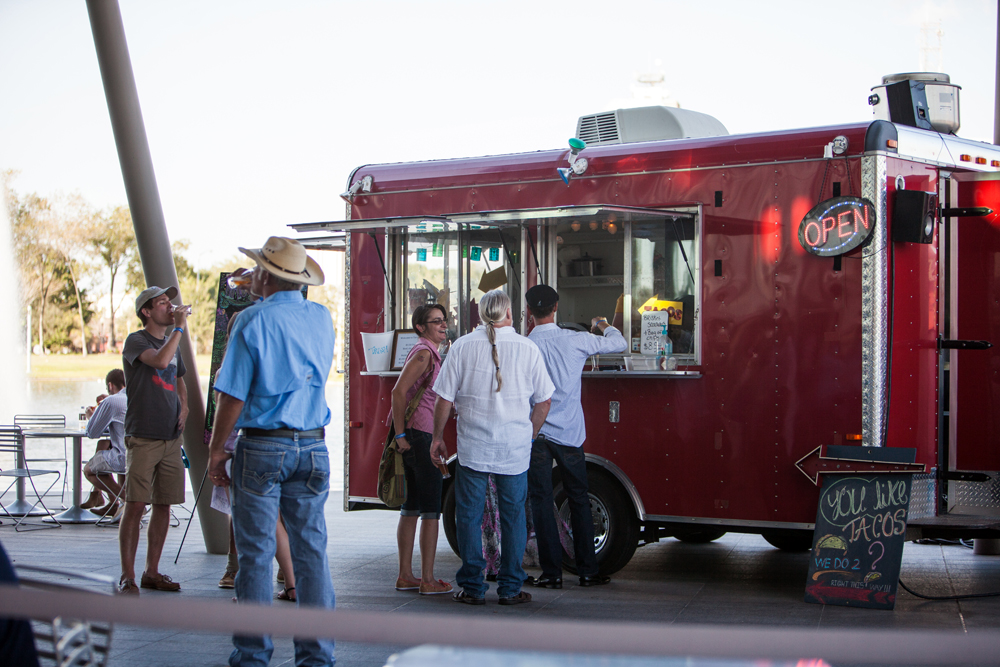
left=208, top=237, right=335, bottom=667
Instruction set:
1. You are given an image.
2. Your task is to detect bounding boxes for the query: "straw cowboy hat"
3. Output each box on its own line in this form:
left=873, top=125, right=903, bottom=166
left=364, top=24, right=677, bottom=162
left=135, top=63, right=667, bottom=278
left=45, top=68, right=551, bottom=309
left=239, top=237, right=325, bottom=286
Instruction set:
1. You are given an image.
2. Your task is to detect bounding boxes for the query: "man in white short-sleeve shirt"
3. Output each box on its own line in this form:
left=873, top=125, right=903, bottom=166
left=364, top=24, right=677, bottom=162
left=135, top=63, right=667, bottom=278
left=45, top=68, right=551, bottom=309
left=431, top=289, right=553, bottom=606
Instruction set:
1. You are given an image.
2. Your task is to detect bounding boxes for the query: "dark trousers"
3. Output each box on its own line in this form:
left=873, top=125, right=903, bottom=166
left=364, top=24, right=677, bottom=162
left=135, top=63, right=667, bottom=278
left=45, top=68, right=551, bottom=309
left=0, top=541, right=39, bottom=667
left=527, top=436, right=598, bottom=578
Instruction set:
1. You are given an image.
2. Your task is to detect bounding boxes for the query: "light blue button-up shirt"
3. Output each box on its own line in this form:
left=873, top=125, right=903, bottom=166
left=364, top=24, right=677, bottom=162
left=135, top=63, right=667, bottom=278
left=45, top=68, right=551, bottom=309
left=214, top=290, right=334, bottom=431
left=528, top=323, right=627, bottom=448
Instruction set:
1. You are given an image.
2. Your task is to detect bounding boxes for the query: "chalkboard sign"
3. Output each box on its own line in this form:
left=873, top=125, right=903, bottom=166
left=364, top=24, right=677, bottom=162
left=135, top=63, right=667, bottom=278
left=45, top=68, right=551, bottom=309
left=804, top=473, right=912, bottom=610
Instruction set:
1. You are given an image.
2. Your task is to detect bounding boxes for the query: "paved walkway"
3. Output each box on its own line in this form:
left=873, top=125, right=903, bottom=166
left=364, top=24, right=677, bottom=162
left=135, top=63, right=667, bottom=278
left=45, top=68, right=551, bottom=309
left=3, top=490, right=1000, bottom=666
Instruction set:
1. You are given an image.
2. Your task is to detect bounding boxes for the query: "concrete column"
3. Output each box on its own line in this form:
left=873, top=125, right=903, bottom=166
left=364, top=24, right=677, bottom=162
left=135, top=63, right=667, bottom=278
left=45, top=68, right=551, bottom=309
left=86, top=0, right=227, bottom=555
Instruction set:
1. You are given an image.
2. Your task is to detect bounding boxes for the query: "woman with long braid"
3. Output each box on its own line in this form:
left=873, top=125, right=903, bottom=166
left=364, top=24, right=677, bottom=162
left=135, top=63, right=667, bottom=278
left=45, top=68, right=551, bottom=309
left=430, top=289, right=554, bottom=605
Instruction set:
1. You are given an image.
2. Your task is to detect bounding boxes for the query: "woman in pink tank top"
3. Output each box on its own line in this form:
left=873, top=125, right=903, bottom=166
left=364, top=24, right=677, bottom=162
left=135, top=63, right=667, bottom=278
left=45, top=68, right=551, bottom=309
left=390, top=303, right=453, bottom=595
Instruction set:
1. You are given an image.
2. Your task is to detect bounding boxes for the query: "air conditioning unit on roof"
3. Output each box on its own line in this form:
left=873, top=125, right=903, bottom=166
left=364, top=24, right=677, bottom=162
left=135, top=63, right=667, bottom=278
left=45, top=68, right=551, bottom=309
left=576, top=106, right=729, bottom=146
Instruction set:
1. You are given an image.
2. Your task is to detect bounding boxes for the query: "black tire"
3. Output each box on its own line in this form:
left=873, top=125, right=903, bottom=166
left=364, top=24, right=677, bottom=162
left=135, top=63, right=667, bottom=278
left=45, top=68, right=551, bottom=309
left=761, top=529, right=813, bottom=552
left=442, top=480, right=460, bottom=557
left=672, top=527, right=727, bottom=543
left=555, top=469, right=639, bottom=575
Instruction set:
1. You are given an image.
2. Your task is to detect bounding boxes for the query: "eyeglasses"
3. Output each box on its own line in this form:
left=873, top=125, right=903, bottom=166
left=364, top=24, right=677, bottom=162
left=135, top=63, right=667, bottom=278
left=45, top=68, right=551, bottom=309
left=423, top=318, right=446, bottom=325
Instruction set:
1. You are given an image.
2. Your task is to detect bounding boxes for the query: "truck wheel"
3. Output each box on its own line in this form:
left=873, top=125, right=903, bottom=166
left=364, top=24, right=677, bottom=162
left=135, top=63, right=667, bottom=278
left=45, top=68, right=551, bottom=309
left=442, top=482, right=460, bottom=557
left=761, top=529, right=813, bottom=552
left=672, top=527, right=727, bottom=543
left=555, top=470, right=639, bottom=576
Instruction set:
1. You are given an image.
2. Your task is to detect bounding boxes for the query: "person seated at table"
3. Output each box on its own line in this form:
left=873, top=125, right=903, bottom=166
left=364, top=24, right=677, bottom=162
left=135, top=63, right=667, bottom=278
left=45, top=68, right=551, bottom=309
left=80, top=369, right=127, bottom=517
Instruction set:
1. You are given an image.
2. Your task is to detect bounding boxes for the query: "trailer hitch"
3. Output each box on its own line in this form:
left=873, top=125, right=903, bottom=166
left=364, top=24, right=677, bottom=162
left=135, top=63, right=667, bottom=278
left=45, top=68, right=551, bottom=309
left=937, top=337, right=993, bottom=350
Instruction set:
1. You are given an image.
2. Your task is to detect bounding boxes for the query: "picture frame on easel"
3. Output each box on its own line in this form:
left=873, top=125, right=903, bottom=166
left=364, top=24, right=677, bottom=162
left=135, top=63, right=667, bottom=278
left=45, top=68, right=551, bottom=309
left=390, top=330, right=420, bottom=371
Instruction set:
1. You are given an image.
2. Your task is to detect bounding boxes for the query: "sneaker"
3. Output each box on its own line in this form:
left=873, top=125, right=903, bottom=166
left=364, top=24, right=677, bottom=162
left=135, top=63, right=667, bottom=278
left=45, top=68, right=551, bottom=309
left=118, top=578, right=139, bottom=596
left=498, top=591, right=532, bottom=605
left=140, top=572, right=181, bottom=592
left=218, top=568, right=237, bottom=589
left=106, top=504, right=124, bottom=524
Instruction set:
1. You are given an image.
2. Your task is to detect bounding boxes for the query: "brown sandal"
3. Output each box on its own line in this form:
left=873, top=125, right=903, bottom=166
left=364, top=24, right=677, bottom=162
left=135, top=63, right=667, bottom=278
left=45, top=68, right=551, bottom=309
left=419, top=579, right=453, bottom=595
left=276, top=586, right=296, bottom=602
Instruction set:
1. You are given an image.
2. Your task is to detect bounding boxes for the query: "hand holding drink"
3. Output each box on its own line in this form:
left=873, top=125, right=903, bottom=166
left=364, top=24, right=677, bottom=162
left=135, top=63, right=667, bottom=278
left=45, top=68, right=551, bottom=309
left=227, top=268, right=253, bottom=290
left=171, top=303, right=190, bottom=328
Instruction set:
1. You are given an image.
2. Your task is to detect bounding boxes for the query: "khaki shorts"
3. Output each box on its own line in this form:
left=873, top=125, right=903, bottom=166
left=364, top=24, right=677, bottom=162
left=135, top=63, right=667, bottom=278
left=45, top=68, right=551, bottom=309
left=124, top=436, right=185, bottom=505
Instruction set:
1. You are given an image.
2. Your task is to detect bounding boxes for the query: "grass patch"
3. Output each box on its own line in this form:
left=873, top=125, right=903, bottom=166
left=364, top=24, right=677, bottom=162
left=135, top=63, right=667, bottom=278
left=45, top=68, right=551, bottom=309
left=28, top=353, right=214, bottom=380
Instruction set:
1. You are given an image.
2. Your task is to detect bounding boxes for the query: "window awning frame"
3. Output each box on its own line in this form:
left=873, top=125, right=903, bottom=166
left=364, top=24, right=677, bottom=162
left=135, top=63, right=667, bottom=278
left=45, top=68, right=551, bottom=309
left=289, top=205, right=695, bottom=235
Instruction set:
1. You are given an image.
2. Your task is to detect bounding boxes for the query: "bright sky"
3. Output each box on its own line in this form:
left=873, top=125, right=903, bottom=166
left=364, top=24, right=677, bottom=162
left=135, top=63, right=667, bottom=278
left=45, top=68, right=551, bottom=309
left=1, top=0, right=996, bottom=270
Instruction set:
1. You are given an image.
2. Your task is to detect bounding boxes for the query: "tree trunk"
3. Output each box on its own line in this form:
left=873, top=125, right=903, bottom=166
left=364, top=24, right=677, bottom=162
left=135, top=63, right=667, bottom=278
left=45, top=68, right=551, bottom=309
left=66, top=259, right=88, bottom=356
left=109, top=269, right=117, bottom=349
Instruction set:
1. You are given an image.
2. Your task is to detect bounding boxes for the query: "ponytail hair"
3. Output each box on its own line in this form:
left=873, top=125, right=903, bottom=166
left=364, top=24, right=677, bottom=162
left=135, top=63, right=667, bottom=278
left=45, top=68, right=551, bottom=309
left=478, top=289, right=511, bottom=393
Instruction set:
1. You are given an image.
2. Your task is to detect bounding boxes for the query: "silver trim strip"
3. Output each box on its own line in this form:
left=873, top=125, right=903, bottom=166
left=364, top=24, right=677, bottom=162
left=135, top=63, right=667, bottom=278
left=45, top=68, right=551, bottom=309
left=644, top=515, right=815, bottom=531
left=585, top=454, right=646, bottom=520
left=343, top=229, right=352, bottom=511
left=347, top=495, right=383, bottom=505
left=304, top=157, right=897, bottom=203
left=861, top=155, right=889, bottom=448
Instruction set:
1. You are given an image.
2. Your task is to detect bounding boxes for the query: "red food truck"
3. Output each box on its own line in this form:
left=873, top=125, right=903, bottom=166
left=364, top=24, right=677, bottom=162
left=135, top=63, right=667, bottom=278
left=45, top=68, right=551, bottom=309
left=295, top=73, right=1000, bottom=574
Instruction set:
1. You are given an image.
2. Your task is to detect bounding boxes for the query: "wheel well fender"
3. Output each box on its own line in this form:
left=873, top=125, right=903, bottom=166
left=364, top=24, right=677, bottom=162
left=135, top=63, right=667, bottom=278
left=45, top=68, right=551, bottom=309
left=583, top=454, right=645, bottom=521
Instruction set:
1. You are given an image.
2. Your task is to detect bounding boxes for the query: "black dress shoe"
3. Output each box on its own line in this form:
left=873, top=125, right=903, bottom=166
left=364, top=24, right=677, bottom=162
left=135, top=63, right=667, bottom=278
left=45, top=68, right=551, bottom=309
left=579, top=574, right=611, bottom=587
left=529, top=575, right=563, bottom=589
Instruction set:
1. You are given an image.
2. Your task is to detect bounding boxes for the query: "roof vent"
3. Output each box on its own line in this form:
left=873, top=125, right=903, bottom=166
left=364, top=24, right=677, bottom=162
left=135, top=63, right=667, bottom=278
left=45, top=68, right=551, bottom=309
left=575, top=106, right=729, bottom=146
left=868, top=72, right=960, bottom=134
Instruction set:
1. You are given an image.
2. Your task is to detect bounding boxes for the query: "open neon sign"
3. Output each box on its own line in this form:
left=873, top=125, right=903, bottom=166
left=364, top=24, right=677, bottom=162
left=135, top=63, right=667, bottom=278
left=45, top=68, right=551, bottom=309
left=798, top=196, right=877, bottom=257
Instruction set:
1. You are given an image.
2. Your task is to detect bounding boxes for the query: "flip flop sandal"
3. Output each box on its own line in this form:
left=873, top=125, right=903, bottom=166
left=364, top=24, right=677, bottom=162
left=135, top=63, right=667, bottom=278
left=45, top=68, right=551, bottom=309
left=276, top=586, right=296, bottom=602
left=395, top=578, right=421, bottom=591
left=419, top=579, right=454, bottom=596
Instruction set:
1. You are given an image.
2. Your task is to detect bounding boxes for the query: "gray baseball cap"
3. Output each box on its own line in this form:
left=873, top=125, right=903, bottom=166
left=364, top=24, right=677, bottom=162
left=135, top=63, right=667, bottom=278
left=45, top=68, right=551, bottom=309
left=135, top=285, right=178, bottom=316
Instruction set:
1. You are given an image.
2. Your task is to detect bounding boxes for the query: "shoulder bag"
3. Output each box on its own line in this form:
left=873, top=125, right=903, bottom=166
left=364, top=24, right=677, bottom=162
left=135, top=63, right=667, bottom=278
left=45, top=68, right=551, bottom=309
left=377, top=369, right=432, bottom=508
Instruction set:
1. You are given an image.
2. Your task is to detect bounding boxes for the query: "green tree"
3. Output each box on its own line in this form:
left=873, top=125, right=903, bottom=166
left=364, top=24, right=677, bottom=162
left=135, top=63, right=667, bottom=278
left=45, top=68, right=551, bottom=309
left=48, top=195, right=96, bottom=355
left=171, top=240, right=244, bottom=354
left=6, top=177, right=62, bottom=352
left=91, top=206, right=137, bottom=349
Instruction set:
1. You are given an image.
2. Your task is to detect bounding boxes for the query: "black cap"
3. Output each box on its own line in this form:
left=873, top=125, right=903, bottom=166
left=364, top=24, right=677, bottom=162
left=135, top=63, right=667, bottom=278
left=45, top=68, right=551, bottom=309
left=525, top=284, right=559, bottom=308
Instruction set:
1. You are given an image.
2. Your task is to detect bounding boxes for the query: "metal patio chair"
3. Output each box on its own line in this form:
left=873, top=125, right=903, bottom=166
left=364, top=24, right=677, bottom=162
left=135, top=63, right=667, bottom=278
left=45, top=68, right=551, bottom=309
left=16, top=564, right=115, bottom=667
left=15, top=414, right=70, bottom=505
left=0, top=425, right=62, bottom=531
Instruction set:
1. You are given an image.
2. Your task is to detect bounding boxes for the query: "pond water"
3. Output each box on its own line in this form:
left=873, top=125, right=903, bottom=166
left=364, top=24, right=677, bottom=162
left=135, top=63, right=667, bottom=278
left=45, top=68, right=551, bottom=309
left=2, top=377, right=347, bottom=492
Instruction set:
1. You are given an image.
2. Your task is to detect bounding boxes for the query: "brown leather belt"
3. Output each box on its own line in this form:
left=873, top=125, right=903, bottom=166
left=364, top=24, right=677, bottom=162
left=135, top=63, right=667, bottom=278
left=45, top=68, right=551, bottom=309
left=243, top=428, right=325, bottom=439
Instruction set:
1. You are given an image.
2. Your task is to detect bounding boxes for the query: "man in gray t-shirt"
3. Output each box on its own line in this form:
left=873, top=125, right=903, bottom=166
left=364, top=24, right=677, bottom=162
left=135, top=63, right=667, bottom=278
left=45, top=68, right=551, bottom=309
left=117, top=285, right=189, bottom=597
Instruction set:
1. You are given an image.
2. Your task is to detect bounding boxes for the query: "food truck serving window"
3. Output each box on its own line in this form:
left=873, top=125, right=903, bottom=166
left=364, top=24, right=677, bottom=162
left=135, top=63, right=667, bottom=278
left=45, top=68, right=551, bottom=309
left=547, top=207, right=700, bottom=370
left=394, top=221, right=522, bottom=345
left=297, top=205, right=700, bottom=373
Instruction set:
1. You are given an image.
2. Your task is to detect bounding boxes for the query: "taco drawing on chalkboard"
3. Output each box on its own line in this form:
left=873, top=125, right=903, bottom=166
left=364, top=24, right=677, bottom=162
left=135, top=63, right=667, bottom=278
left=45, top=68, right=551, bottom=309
left=814, top=534, right=849, bottom=554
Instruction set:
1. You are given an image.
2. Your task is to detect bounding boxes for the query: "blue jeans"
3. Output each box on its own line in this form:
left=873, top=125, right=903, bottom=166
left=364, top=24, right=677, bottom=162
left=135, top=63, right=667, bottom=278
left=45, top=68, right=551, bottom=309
left=454, top=464, right=527, bottom=598
left=230, top=435, right=335, bottom=667
left=528, top=436, right=598, bottom=578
